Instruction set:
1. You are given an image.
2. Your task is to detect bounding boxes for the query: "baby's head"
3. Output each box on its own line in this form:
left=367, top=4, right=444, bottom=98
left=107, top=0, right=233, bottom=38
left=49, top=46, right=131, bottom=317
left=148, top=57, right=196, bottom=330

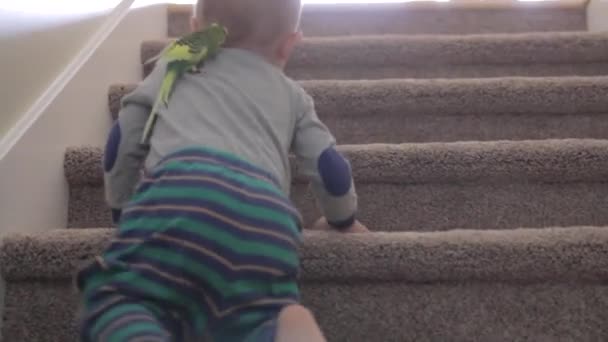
left=191, top=0, right=303, bottom=68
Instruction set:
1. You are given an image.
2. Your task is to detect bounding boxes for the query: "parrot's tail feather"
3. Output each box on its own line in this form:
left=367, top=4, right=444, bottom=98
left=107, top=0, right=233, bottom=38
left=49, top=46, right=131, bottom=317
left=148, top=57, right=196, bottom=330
left=140, top=63, right=179, bottom=145
left=140, top=96, right=162, bottom=145
left=160, top=70, right=178, bottom=106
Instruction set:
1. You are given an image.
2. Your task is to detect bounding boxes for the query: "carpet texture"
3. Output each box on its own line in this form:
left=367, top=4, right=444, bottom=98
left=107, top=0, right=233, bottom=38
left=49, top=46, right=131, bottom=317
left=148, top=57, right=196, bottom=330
left=109, top=77, right=608, bottom=143
left=141, top=32, right=608, bottom=79
left=167, top=2, right=588, bottom=37
left=2, top=227, right=608, bottom=341
left=3, top=2, right=608, bottom=341
left=65, top=139, right=608, bottom=230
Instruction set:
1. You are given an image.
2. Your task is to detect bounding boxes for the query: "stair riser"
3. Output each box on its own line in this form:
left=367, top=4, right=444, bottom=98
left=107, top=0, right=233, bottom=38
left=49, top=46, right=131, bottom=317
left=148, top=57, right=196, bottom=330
left=141, top=32, right=608, bottom=79
left=109, top=78, right=608, bottom=144
left=304, top=283, right=608, bottom=342
left=68, top=141, right=608, bottom=187
left=316, top=111, right=608, bottom=144
left=297, top=8, right=587, bottom=37
left=167, top=5, right=586, bottom=37
left=64, top=139, right=608, bottom=231
left=105, top=108, right=608, bottom=145
left=67, top=182, right=608, bottom=231
left=4, top=281, right=607, bottom=342
left=285, top=64, right=608, bottom=81
left=4, top=227, right=607, bottom=340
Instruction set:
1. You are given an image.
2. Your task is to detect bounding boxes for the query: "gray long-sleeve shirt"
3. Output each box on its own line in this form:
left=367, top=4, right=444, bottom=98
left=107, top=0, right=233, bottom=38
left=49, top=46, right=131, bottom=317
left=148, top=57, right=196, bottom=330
left=104, top=48, right=357, bottom=227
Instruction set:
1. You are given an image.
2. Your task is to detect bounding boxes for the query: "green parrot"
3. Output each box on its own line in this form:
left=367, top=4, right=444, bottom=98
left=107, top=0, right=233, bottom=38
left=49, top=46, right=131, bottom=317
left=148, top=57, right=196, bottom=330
left=140, top=23, right=228, bottom=145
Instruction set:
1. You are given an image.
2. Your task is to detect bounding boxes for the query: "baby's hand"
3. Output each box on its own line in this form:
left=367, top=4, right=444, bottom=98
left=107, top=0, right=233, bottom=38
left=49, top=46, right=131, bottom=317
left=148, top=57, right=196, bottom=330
left=342, top=220, right=370, bottom=233
left=310, top=217, right=370, bottom=233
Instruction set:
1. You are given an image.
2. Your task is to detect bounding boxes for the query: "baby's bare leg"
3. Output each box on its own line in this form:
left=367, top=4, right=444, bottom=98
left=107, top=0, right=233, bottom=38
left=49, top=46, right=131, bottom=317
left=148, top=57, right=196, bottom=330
left=274, top=304, right=326, bottom=342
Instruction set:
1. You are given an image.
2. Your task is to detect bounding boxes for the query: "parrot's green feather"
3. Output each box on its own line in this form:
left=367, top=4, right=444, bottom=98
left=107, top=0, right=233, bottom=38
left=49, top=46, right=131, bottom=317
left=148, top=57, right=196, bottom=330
left=141, top=96, right=162, bottom=145
left=160, top=69, right=179, bottom=106
left=139, top=23, right=227, bottom=145
left=140, top=68, right=178, bottom=144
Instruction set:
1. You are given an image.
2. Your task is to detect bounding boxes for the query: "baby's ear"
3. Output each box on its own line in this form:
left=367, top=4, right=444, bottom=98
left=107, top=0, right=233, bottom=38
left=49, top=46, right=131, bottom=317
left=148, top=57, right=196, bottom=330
left=284, top=31, right=303, bottom=53
left=293, top=30, right=303, bottom=44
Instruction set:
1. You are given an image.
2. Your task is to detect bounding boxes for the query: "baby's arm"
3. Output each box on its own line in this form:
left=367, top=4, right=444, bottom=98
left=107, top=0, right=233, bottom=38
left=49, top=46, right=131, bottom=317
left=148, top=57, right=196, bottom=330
left=291, top=92, right=360, bottom=230
left=103, top=61, right=167, bottom=223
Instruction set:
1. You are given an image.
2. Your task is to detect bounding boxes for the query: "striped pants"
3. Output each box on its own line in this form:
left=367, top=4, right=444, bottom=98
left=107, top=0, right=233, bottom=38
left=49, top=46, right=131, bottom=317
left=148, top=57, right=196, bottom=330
left=76, top=147, right=303, bottom=342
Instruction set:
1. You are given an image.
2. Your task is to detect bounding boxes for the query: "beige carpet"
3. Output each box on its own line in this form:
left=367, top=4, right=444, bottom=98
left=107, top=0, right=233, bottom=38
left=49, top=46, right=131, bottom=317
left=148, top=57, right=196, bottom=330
left=110, top=77, right=608, bottom=143
left=167, top=2, right=588, bottom=37
left=65, top=139, right=608, bottom=230
left=2, top=228, right=608, bottom=341
left=3, top=2, right=608, bottom=341
left=141, top=32, right=608, bottom=79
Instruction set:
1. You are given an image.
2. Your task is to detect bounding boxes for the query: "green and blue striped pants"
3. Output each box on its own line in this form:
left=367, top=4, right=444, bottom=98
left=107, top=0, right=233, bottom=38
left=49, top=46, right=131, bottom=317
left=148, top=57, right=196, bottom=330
left=76, top=146, right=303, bottom=342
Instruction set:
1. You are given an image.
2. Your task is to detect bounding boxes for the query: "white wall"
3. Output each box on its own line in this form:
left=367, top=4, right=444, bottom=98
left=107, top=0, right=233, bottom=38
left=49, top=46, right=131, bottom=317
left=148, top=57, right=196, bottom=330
left=0, top=2, right=167, bottom=234
left=588, top=0, right=608, bottom=31
left=0, top=9, right=114, bottom=138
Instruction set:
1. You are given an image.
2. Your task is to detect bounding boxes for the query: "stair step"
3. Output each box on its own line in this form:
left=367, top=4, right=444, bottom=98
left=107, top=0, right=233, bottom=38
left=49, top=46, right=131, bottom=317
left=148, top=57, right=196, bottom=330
left=65, top=139, right=608, bottom=231
left=167, top=1, right=588, bottom=38
left=140, top=32, right=608, bottom=79
left=109, top=77, right=608, bottom=144
left=2, top=226, right=607, bottom=341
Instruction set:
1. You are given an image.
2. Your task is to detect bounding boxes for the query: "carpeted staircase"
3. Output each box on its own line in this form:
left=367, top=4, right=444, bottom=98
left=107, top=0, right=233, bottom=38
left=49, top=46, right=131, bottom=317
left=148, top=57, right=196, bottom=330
left=3, top=1, right=608, bottom=341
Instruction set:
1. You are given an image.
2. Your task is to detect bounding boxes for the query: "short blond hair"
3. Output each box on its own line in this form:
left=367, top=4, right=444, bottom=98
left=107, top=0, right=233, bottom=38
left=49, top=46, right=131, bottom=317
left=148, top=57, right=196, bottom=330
left=194, top=0, right=302, bottom=47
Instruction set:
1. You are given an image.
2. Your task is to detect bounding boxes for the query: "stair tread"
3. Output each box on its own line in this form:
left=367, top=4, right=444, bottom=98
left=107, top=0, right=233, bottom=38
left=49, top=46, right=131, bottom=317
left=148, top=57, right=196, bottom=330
left=2, top=1, right=604, bottom=342
left=143, top=31, right=608, bottom=66
left=109, top=76, right=608, bottom=120
left=64, top=139, right=608, bottom=187
left=140, top=32, right=608, bottom=79
left=167, top=1, right=587, bottom=37
left=3, top=226, right=607, bottom=282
